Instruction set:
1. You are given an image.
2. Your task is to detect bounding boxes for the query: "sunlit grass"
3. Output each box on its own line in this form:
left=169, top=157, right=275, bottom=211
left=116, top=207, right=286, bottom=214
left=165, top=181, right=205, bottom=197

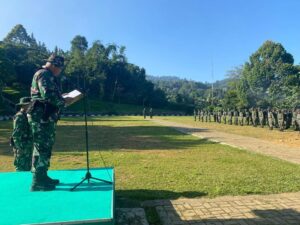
left=158, top=116, right=300, bottom=148
left=1, top=116, right=300, bottom=200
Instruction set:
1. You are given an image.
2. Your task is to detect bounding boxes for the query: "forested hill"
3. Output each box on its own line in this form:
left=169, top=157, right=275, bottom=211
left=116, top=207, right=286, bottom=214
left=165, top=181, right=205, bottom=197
left=147, top=75, right=211, bottom=107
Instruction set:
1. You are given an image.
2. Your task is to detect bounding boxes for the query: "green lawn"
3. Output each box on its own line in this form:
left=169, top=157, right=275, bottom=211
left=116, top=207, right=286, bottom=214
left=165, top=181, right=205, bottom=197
left=156, top=116, right=300, bottom=148
left=1, top=116, right=300, bottom=201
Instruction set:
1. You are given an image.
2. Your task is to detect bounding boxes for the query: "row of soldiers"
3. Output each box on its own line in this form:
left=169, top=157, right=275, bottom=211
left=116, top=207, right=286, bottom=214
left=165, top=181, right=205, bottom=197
left=193, top=108, right=300, bottom=131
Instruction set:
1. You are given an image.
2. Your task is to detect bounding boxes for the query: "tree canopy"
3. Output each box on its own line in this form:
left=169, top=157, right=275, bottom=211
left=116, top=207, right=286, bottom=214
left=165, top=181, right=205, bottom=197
left=0, top=25, right=299, bottom=114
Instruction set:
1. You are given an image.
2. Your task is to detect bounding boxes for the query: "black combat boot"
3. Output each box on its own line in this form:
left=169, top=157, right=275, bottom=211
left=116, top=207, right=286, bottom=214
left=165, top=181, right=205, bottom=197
left=44, top=171, right=60, bottom=185
left=30, top=171, right=56, bottom=191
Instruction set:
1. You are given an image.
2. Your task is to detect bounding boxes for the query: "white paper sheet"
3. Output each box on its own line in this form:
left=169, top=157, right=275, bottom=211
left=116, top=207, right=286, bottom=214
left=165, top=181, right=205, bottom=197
left=63, top=90, right=82, bottom=99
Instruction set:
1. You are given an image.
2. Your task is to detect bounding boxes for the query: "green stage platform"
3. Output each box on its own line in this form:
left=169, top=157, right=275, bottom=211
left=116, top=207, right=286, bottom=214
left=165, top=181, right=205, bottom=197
left=0, top=168, right=115, bottom=225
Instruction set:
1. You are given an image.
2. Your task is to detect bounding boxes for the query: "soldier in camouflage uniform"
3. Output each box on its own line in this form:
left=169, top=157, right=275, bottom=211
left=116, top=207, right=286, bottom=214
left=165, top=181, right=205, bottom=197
left=222, top=110, right=227, bottom=124
left=143, top=107, right=146, bottom=119
left=149, top=107, right=153, bottom=119
left=292, top=108, right=299, bottom=131
left=285, top=109, right=292, bottom=129
left=238, top=109, right=244, bottom=126
left=267, top=108, right=274, bottom=130
left=251, top=108, right=258, bottom=127
left=233, top=109, right=238, bottom=125
left=227, top=109, right=233, bottom=125
left=258, top=108, right=265, bottom=128
left=204, top=110, right=208, bottom=122
left=193, top=109, right=197, bottom=121
left=11, top=97, right=33, bottom=171
left=27, top=54, right=71, bottom=191
left=245, top=109, right=250, bottom=126
left=277, top=109, right=285, bottom=131
left=208, top=110, right=212, bottom=122
left=297, top=109, right=300, bottom=132
left=200, top=110, right=204, bottom=122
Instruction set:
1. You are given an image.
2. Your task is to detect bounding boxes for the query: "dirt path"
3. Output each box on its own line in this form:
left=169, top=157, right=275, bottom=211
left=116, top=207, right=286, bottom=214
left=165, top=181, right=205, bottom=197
left=152, top=119, right=300, bottom=164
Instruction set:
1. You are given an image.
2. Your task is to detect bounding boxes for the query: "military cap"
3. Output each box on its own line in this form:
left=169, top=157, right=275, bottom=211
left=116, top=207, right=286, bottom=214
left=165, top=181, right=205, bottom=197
left=16, top=97, right=31, bottom=105
left=47, top=54, right=64, bottom=68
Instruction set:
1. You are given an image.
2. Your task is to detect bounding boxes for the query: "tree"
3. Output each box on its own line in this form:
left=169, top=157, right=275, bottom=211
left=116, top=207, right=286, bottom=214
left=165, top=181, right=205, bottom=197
left=242, top=40, right=297, bottom=107
left=3, top=24, right=36, bottom=47
left=65, top=35, right=88, bottom=90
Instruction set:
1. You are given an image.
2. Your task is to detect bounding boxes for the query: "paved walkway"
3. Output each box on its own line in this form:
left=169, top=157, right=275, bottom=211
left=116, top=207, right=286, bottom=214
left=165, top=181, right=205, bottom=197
left=116, top=208, right=149, bottom=225
left=152, top=119, right=300, bottom=164
left=143, top=192, right=300, bottom=225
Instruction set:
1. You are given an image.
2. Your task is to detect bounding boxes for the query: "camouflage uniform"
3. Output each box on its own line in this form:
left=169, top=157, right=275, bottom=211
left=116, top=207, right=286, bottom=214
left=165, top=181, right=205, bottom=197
left=297, top=109, right=300, bottom=132
left=11, top=97, right=33, bottom=171
left=292, top=109, right=299, bottom=131
left=284, top=110, right=291, bottom=129
left=208, top=111, right=212, bottom=122
left=193, top=109, right=197, bottom=121
left=238, top=110, right=244, bottom=126
left=277, top=110, right=284, bottom=131
left=218, top=110, right=223, bottom=123
left=251, top=108, right=258, bottom=127
left=227, top=110, right=233, bottom=125
left=245, top=110, right=250, bottom=126
left=143, top=108, right=146, bottom=119
left=222, top=110, right=227, bottom=124
left=233, top=110, right=238, bottom=125
left=149, top=108, right=153, bottom=119
left=258, top=109, right=265, bottom=128
left=27, top=67, right=65, bottom=174
left=200, top=110, right=204, bottom=122
left=267, top=109, right=274, bottom=130
left=203, top=111, right=207, bottom=122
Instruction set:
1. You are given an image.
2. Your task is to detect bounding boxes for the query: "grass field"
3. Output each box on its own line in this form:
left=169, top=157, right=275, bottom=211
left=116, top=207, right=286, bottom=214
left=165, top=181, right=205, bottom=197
left=1, top=116, right=300, bottom=202
left=158, top=116, right=300, bottom=148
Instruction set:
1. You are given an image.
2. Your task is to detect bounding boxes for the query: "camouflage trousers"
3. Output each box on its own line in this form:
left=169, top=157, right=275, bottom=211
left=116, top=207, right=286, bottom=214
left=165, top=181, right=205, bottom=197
left=29, top=120, right=56, bottom=173
left=13, top=146, right=32, bottom=171
left=278, top=119, right=285, bottom=131
left=227, top=116, right=232, bottom=125
left=238, top=117, right=243, bottom=126
left=259, top=118, right=264, bottom=127
left=234, top=117, right=238, bottom=125
left=222, top=116, right=227, bottom=124
left=268, top=119, right=274, bottom=130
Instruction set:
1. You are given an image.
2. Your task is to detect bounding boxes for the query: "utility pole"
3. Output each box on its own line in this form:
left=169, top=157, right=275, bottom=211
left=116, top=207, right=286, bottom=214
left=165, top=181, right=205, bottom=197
left=211, top=60, right=214, bottom=106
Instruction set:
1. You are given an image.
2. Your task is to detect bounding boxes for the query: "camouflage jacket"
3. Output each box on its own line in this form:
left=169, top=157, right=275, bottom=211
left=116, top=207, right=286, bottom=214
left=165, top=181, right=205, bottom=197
left=30, top=68, right=65, bottom=121
left=12, top=111, right=33, bottom=150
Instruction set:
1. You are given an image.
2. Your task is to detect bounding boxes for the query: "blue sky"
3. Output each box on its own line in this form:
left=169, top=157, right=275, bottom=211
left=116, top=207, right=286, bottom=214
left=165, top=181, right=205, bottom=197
left=1, top=0, right=300, bottom=82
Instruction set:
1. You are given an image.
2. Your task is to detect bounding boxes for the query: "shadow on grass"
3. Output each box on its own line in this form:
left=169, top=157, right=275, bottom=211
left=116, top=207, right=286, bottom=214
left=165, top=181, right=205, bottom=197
left=116, top=189, right=207, bottom=204
left=52, top=125, right=215, bottom=152
left=0, top=123, right=216, bottom=156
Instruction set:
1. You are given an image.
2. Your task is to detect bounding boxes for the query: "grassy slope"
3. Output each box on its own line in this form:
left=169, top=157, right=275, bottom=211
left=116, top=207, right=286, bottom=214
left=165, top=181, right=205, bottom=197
left=1, top=116, right=300, bottom=201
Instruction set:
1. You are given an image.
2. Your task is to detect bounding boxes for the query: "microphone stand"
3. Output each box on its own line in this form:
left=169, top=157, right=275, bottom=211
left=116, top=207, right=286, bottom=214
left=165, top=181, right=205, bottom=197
left=70, top=73, right=112, bottom=191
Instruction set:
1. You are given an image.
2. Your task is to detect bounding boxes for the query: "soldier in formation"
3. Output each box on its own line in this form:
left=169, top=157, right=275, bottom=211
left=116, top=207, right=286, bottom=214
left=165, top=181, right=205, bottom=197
left=149, top=108, right=153, bottom=119
left=143, top=107, right=146, bottom=119
left=193, top=106, right=300, bottom=132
